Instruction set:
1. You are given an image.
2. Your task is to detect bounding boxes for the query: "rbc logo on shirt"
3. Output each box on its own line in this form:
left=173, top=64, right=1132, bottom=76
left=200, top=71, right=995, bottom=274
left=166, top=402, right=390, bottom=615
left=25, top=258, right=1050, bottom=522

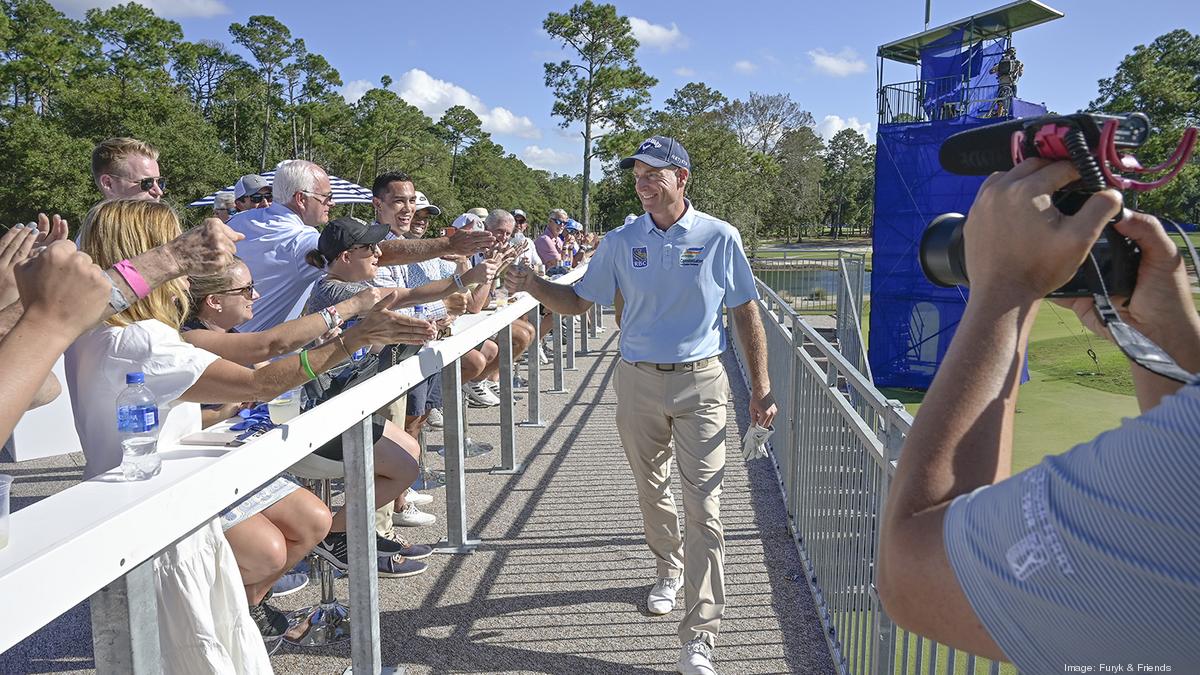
left=631, top=246, right=648, bottom=268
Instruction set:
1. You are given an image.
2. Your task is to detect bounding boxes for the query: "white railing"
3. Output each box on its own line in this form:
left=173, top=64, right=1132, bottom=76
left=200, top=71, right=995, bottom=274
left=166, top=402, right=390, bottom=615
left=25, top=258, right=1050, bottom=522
left=733, top=279, right=1009, bottom=675
left=0, top=265, right=595, bottom=673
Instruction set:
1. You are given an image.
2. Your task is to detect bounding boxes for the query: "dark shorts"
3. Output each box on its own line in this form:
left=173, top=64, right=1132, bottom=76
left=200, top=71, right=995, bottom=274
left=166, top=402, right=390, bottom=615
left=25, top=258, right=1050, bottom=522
left=314, top=421, right=386, bottom=460
left=405, top=373, right=442, bottom=417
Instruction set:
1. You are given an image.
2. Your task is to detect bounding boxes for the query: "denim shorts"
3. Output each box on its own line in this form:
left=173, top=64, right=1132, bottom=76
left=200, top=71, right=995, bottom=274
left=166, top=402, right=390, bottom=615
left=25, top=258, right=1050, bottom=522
left=220, top=475, right=301, bottom=531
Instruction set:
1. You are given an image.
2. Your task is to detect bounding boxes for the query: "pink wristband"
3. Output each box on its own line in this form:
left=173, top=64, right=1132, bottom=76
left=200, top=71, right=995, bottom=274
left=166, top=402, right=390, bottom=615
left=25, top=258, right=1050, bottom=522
left=112, top=260, right=151, bottom=299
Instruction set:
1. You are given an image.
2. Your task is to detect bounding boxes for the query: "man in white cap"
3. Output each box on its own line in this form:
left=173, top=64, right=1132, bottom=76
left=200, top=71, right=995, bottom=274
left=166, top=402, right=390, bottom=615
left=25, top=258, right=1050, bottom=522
left=233, top=174, right=272, bottom=213
left=512, top=209, right=529, bottom=235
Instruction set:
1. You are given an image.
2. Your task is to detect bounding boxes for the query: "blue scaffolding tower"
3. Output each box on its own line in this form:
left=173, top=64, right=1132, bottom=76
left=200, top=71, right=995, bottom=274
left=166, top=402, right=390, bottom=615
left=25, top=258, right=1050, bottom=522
left=869, top=0, right=1062, bottom=388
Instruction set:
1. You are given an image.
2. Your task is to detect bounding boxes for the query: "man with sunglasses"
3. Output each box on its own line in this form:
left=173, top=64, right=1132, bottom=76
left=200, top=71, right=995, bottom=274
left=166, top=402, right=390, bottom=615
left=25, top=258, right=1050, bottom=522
left=233, top=174, right=272, bottom=213
left=535, top=209, right=567, bottom=268
left=90, top=137, right=166, bottom=201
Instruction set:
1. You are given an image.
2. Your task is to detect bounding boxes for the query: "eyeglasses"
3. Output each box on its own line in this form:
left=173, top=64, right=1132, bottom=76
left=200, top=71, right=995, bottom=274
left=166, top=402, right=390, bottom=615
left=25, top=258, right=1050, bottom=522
left=301, top=190, right=335, bottom=205
left=248, top=193, right=272, bottom=204
left=214, top=283, right=255, bottom=299
left=350, top=243, right=382, bottom=256
left=114, top=175, right=167, bottom=193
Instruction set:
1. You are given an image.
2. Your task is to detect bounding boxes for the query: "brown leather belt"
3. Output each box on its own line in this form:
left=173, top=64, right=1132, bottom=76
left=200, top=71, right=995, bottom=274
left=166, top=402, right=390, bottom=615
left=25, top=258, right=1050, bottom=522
left=632, top=357, right=716, bottom=372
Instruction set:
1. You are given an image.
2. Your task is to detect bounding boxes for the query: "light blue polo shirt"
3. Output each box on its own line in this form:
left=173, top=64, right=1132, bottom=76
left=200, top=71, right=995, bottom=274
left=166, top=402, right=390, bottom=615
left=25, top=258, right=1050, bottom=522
left=574, top=202, right=757, bottom=363
left=226, top=203, right=322, bottom=333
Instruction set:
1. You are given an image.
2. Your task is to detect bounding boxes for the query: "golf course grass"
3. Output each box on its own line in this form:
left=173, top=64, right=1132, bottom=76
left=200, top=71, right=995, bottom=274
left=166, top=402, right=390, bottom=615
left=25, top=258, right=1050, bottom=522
left=876, top=298, right=1142, bottom=473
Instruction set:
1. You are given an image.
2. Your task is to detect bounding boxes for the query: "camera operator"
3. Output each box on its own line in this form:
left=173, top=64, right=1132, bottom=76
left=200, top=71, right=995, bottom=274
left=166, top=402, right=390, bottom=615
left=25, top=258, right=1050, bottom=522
left=877, top=157, right=1200, bottom=671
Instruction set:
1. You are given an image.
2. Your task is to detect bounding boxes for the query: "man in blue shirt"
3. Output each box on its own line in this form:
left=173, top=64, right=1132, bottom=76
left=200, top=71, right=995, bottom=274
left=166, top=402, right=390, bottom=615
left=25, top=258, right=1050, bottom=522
left=876, top=157, right=1200, bottom=672
left=507, top=136, right=777, bottom=675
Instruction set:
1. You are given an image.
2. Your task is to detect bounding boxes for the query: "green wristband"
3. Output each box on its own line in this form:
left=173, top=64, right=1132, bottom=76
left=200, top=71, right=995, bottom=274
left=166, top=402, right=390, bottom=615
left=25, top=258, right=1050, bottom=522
left=299, top=349, right=318, bottom=381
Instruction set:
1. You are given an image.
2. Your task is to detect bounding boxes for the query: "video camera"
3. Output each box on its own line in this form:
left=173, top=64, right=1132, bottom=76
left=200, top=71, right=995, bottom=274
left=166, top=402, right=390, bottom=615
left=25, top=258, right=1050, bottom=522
left=918, top=112, right=1197, bottom=297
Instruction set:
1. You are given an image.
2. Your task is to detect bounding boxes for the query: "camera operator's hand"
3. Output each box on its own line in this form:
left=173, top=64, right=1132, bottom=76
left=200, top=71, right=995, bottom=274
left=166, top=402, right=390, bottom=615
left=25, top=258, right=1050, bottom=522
left=1054, top=212, right=1200, bottom=371
left=964, top=159, right=1123, bottom=303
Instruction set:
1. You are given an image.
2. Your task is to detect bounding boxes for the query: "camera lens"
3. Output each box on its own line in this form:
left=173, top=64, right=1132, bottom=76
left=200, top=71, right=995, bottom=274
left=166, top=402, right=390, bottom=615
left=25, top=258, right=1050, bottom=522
left=919, top=213, right=969, bottom=288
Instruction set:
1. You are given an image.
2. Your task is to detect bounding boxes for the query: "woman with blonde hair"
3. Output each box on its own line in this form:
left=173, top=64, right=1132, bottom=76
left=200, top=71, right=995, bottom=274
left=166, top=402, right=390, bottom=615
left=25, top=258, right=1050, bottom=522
left=65, top=199, right=435, bottom=666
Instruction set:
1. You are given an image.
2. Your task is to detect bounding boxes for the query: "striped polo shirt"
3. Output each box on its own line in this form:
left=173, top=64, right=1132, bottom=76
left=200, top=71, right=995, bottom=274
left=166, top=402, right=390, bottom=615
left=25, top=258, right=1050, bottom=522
left=944, top=377, right=1200, bottom=672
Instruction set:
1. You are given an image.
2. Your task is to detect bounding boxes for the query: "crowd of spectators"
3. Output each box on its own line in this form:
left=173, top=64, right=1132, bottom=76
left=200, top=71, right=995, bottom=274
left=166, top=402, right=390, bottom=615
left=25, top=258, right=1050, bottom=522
left=0, top=135, right=599, bottom=669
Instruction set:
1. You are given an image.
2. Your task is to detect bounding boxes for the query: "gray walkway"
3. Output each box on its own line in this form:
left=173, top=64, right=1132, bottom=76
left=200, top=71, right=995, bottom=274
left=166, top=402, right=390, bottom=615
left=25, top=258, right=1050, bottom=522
left=1, top=318, right=833, bottom=674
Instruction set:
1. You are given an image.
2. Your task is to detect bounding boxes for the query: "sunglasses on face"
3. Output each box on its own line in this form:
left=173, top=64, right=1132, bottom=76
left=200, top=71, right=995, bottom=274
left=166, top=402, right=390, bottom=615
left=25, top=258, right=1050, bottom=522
left=116, top=175, right=167, bottom=192
left=350, top=243, right=382, bottom=256
left=215, top=283, right=255, bottom=299
left=247, top=193, right=272, bottom=204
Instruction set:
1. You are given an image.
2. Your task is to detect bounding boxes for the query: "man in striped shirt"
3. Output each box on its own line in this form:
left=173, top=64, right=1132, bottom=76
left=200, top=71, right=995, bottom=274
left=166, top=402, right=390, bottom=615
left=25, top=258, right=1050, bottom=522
left=876, top=157, right=1200, bottom=672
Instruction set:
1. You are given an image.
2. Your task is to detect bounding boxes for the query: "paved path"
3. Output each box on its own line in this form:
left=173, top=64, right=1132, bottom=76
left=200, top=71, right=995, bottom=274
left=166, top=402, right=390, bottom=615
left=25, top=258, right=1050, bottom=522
left=1, top=314, right=833, bottom=674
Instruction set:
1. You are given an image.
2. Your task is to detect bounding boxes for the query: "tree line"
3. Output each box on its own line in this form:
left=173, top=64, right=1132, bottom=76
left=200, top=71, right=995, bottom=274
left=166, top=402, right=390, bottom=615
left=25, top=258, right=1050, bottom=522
left=0, top=1, right=1193, bottom=246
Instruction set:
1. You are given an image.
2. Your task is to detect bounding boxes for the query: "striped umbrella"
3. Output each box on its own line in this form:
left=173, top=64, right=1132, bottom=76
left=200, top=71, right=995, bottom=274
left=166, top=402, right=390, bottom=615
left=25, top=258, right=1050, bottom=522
left=187, top=168, right=374, bottom=207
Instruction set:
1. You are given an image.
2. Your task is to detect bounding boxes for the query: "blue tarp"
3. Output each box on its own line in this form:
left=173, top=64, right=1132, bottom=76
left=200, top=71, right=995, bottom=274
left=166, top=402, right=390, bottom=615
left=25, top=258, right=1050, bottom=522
left=870, top=109, right=1043, bottom=389
left=920, top=29, right=1008, bottom=120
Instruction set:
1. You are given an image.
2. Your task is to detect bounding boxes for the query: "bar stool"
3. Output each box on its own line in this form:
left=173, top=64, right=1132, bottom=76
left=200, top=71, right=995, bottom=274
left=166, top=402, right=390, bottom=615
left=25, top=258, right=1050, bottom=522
left=284, top=452, right=350, bottom=646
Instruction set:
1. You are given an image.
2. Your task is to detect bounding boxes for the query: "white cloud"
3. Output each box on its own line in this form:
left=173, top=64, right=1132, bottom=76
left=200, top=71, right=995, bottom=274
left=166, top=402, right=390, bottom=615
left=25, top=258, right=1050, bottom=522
left=391, top=68, right=541, bottom=139
left=628, top=17, right=687, bottom=51
left=673, top=67, right=697, bottom=77
left=733, top=60, right=758, bottom=75
left=522, top=145, right=577, bottom=173
left=51, top=0, right=228, bottom=18
left=817, top=115, right=873, bottom=141
left=808, top=48, right=868, bottom=77
left=339, top=80, right=373, bottom=105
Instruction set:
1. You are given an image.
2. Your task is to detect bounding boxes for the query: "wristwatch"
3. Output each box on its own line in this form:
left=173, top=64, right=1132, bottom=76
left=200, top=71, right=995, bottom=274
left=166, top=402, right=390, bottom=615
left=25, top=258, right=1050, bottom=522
left=107, top=276, right=131, bottom=313
left=453, top=273, right=466, bottom=290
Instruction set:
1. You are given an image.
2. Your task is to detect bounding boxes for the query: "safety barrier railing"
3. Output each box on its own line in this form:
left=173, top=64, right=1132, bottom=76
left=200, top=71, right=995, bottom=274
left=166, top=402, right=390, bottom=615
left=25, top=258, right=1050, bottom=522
left=732, top=279, right=1009, bottom=675
left=750, top=251, right=868, bottom=317
left=878, top=76, right=1010, bottom=126
left=0, top=264, right=593, bottom=674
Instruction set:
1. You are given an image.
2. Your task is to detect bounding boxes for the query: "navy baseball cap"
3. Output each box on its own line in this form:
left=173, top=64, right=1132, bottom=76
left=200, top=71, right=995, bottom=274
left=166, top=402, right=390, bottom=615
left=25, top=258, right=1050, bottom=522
left=619, top=135, right=690, bottom=170
left=318, top=216, right=388, bottom=260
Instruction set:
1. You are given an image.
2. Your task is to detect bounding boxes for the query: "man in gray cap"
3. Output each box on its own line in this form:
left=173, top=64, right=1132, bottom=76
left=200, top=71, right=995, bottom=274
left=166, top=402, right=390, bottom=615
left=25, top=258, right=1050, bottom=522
left=233, top=174, right=272, bottom=213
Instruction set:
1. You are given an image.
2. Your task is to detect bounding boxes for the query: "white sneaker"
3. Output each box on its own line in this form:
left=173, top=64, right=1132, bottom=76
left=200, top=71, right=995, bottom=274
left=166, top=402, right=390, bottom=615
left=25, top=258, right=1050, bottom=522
left=483, top=379, right=501, bottom=397
left=425, top=407, right=444, bottom=428
left=404, top=487, right=433, bottom=506
left=393, top=502, right=437, bottom=527
left=677, top=639, right=716, bottom=675
left=537, top=344, right=549, bottom=365
left=647, top=576, right=682, bottom=615
left=462, top=381, right=500, bottom=407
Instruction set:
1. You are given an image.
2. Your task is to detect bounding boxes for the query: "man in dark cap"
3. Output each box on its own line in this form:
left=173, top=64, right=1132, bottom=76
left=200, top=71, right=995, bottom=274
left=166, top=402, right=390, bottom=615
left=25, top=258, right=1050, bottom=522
left=506, top=135, right=776, bottom=675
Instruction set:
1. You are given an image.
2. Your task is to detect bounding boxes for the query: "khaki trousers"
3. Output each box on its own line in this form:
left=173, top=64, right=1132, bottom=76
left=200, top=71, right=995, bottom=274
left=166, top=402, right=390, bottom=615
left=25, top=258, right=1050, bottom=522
left=615, top=358, right=729, bottom=647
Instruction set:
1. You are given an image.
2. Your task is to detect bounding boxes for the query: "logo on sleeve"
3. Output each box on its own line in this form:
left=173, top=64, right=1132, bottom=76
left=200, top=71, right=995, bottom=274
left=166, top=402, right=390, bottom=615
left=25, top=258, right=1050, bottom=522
left=680, top=246, right=705, bottom=266
left=631, top=246, right=648, bottom=268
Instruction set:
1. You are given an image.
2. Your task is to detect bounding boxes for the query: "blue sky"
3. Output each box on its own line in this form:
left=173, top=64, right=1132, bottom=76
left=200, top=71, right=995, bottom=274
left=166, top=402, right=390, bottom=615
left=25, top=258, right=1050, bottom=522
left=54, top=1, right=1199, bottom=177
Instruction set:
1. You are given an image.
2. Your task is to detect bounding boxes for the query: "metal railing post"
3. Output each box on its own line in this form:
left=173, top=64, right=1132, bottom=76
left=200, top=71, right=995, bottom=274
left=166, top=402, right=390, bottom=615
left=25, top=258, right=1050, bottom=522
left=549, top=313, right=566, bottom=393
left=435, top=357, right=479, bottom=553
left=589, top=302, right=601, bottom=338
left=871, top=400, right=907, bottom=675
left=565, top=313, right=578, bottom=370
left=90, top=558, right=161, bottom=674
left=520, top=307, right=545, bottom=428
left=492, top=324, right=524, bottom=475
left=342, top=415, right=383, bottom=672
left=579, top=304, right=591, bottom=354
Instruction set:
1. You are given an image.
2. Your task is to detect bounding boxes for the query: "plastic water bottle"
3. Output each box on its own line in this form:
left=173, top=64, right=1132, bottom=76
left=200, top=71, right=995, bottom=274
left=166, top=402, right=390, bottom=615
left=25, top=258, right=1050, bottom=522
left=117, top=372, right=161, bottom=480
